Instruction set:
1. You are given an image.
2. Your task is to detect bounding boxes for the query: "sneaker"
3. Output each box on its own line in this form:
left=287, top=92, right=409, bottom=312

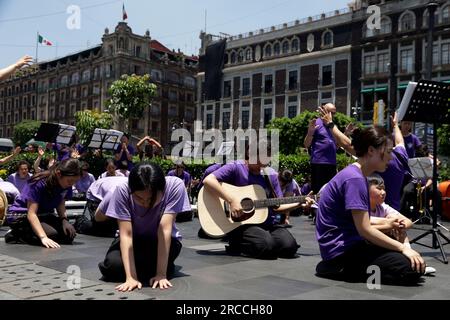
left=424, top=266, right=436, bottom=275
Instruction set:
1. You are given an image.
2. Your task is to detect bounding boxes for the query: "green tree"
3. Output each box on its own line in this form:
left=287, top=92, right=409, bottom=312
left=13, top=120, right=42, bottom=146
left=105, top=74, right=157, bottom=132
left=75, top=110, right=113, bottom=146
left=438, top=124, right=450, bottom=157
left=267, top=111, right=357, bottom=155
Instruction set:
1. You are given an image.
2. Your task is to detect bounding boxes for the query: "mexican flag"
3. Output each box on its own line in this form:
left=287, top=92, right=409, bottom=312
left=38, top=34, right=52, bottom=46
left=122, top=3, right=128, bottom=20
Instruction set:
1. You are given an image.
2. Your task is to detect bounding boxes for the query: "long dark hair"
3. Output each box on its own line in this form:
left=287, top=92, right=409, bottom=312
left=129, top=163, right=166, bottom=208
left=351, top=126, right=391, bottom=158
left=29, top=158, right=81, bottom=192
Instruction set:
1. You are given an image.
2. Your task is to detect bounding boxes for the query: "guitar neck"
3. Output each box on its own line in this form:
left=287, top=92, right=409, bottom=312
left=254, top=195, right=315, bottom=209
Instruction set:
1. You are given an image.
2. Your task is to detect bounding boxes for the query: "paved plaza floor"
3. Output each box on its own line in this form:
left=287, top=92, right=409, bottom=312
left=0, top=214, right=449, bottom=300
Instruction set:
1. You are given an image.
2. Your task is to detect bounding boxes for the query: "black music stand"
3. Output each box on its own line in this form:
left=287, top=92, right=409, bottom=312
left=399, top=80, right=450, bottom=264
left=87, top=128, right=123, bottom=152
left=34, top=123, right=60, bottom=143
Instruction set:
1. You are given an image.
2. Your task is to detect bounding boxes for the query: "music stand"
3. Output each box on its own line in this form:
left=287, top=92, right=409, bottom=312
left=399, top=80, right=450, bottom=264
left=87, top=129, right=123, bottom=151
left=34, top=123, right=60, bottom=143
left=56, top=124, right=76, bottom=145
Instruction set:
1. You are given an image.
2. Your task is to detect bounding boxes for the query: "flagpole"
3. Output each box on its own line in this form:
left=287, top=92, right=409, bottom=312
left=36, top=31, right=39, bottom=64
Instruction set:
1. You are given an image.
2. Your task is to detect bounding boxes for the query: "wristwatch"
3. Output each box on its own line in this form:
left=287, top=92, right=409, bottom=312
left=326, top=122, right=335, bottom=129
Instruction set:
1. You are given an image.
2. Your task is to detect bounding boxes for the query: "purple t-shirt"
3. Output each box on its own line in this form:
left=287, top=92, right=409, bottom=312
left=98, top=171, right=126, bottom=179
left=197, top=163, right=223, bottom=190
left=105, top=176, right=190, bottom=241
left=316, top=164, right=369, bottom=261
left=7, top=172, right=32, bottom=193
left=310, top=118, right=337, bottom=165
left=403, top=134, right=422, bottom=159
left=167, top=170, right=191, bottom=188
left=212, top=161, right=282, bottom=225
left=52, top=144, right=71, bottom=162
left=281, top=178, right=301, bottom=196
left=378, top=146, right=409, bottom=211
left=74, top=173, right=96, bottom=194
left=7, top=179, right=72, bottom=223
left=86, top=176, right=128, bottom=202
left=114, top=144, right=135, bottom=170
left=371, top=202, right=399, bottom=218
left=0, top=181, right=20, bottom=201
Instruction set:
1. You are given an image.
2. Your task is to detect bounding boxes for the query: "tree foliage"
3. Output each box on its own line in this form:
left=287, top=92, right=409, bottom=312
left=105, top=74, right=157, bottom=129
left=75, top=110, right=113, bottom=146
left=267, top=111, right=358, bottom=155
left=13, top=120, right=42, bottom=146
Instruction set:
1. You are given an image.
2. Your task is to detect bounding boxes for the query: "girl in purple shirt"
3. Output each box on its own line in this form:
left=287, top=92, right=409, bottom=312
left=6, top=159, right=81, bottom=248
left=316, top=125, right=425, bottom=285
left=98, top=163, right=190, bottom=291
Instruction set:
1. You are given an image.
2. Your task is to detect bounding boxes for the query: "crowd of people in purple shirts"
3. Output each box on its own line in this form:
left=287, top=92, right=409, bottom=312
left=0, top=52, right=438, bottom=291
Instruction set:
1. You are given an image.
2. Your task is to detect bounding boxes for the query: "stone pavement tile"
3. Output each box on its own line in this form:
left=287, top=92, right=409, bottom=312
left=0, top=273, right=99, bottom=299
left=0, top=291, right=19, bottom=300
left=31, top=284, right=153, bottom=300
left=225, top=275, right=325, bottom=298
left=137, top=275, right=274, bottom=300
left=181, top=247, right=252, bottom=266
left=337, top=281, right=426, bottom=299
left=0, top=254, right=30, bottom=268
left=185, top=261, right=272, bottom=285
left=289, top=285, right=400, bottom=300
left=0, top=263, right=61, bottom=283
left=0, top=242, right=91, bottom=262
left=37, top=256, right=102, bottom=273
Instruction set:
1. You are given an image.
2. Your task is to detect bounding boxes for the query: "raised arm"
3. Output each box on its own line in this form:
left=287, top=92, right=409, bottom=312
left=304, top=119, right=318, bottom=149
left=391, top=113, right=404, bottom=147
left=319, top=106, right=355, bottom=156
left=0, top=56, right=33, bottom=81
left=0, top=146, right=21, bottom=165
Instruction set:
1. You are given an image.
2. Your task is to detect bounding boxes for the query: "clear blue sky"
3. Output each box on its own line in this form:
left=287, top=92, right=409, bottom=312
left=0, top=0, right=350, bottom=66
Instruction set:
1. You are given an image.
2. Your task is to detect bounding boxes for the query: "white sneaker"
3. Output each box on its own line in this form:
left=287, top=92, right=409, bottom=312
left=424, top=266, right=436, bottom=275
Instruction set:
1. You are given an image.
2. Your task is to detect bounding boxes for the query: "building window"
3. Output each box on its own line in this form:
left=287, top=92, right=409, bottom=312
left=433, top=43, right=439, bottom=66
left=222, top=110, right=231, bottom=130
left=151, top=103, right=160, bottom=116
left=206, top=113, right=213, bottom=130
left=322, top=30, right=333, bottom=47
left=31, top=110, right=35, bottom=120
left=135, top=46, right=141, bottom=57
left=245, top=48, right=252, bottom=61
left=273, top=43, right=280, bottom=55
left=443, top=6, right=450, bottom=24
left=377, top=52, right=390, bottom=73
left=264, top=74, right=273, bottom=94
left=151, top=69, right=162, bottom=81
left=291, top=38, right=299, bottom=52
left=82, top=87, right=88, bottom=97
left=364, top=54, right=376, bottom=75
left=264, top=44, right=272, bottom=57
left=263, top=107, right=273, bottom=127
left=423, top=8, right=440, bottom=27
left=399, top=12, right=415, bottom=32
left=241, top=110, right=250, bottom=129
left=282, top=40, right=290, bottom=54
left=322, top=65, right=332, bottom=86
left=71, top=72, right=79, bottom=84
left=169, top=105, right=177, bottom=117
left=169, top=90, right=178, bottom=101
left=223, top=80, right=231, bottom=98
left=151, top=121, right=159, bottom=133
left=442, top=43, right=450, bottom=65
left=400, top=48, right=413, bottom=73
left=380, top=17, right=392, bottom=34
left=82, top=70, right=91, bottom=82
left=242, top=78, right=251, bottom=96
left=230, top=52, right=236, bottom=64
left=288, top=105, right=297, bottom=118
left=184, top=76, right=195, bottom=88
left=288, top=70, right=298, bottom=90
left=238, top=50, right=244, bottom=63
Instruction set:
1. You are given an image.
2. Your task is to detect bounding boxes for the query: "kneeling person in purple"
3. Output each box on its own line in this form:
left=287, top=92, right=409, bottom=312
left=6, top=159, right=81, bottom=248
left=315, top=127, right=425, bottom=285
left=98, top=163, right=190, bottom=291
left=203, top=143, right=308, bottom=259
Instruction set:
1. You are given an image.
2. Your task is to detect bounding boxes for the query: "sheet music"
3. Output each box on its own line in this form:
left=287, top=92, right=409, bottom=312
left=88, top=129, right=123, bottom=150
left=397, top=81, right=417, bottom=122
left=408, top=157, right=433, bottom=180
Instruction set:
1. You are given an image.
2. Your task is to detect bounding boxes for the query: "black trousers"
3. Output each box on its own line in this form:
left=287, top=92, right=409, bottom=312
left=99, top=237, right=182, bottom=284
left=74, top=200, right=117, bottom=237
left=9, top=214, right=74, bottom=246
left=316, top=241, right=423, bottom=285
left=311, top=163, right=337, bottom=194
left=228, top=224, right=300, bottom=259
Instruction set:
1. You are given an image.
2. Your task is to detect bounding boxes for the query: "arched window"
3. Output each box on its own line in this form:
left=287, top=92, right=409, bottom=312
left=380, top=17, right=392, bottom=34
left=282, top=40, right=290, bottom=54
left=322, top=30, right=333, bottom=47
left=423, top=8, right=440, bottom=27
left=245, top=48, right=252, bottom=61
left=273, top=42, right=280, bottom=55
left=399, top=11, right=416, bottom=31
left=230, top=51, right=236, bottom=64
left=237, top=50, right=244, bottom=63
left=443, top=5, right=450, bottom=23
left=264, top=44, right=272, bottom=57
left=291, top=38, right=299, bottom=52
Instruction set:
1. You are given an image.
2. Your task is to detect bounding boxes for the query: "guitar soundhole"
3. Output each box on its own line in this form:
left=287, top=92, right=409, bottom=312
left=232, top=198, right=255, bottom=222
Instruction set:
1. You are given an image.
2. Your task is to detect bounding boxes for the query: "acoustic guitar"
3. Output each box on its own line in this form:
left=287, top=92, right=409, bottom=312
left=197, top=183, right=317, bottom=238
